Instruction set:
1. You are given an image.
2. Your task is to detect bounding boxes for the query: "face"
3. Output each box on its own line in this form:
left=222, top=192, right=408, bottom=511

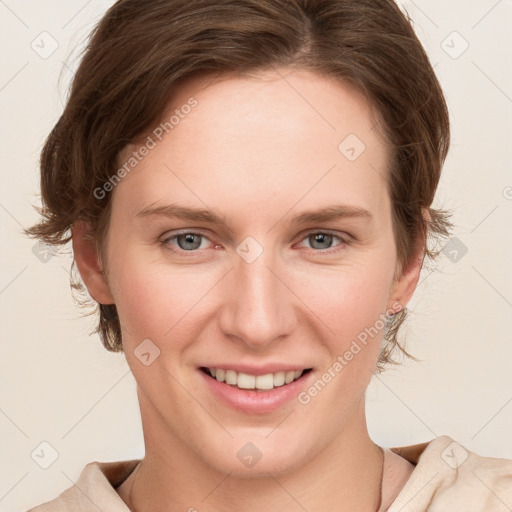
left=98, top=68, right=410, bottom=476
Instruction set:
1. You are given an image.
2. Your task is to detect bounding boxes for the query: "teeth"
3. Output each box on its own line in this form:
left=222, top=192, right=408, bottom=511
left=237, top=373, right=256, bottom=389
left=225, top=370, right=237, bottom=385
left=255, top=374, right=274, bottom=390
left=273, top=371, right=285, bottom=387
left=285, top=371, right=295, bottom=384
left=209, top=368, right=305, bottom=390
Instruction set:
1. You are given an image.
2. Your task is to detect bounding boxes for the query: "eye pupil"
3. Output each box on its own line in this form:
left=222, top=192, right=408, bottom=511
left=177, top=233, right=202, bottom=250
left=309, top=233, right=334, bottom=250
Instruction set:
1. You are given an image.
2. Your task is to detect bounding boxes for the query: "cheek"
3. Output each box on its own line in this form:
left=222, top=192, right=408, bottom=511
left=112, top=264, right=184, bottom=338
left=108, top=247, right=218, bottom=351
left=300, top=266, right=394, bottom=398
left=299, top=268, right=392, bottom=409
left=301, top=259, right=394, bottom=335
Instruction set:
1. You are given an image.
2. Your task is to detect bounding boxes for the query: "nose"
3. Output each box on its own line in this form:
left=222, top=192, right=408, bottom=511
left=218, top=246, right=297, bottom=351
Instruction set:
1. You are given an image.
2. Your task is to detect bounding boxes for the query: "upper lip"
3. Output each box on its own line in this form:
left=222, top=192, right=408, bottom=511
left=200, top=364, right=312, bottom=376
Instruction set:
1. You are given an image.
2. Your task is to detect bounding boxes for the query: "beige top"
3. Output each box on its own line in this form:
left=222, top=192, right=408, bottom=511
left=27, top=435, right=512, bottom=511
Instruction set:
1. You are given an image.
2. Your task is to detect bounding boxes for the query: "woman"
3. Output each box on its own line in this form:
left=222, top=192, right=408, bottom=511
left=26, top=0, right=512, bottom=510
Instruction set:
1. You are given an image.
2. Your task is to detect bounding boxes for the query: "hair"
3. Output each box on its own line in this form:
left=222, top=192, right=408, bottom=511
left=25, top=0, right=452, bottom=374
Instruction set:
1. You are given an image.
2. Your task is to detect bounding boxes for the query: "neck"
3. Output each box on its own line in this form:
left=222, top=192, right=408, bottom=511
left=125, top=394, right=384, bottom=512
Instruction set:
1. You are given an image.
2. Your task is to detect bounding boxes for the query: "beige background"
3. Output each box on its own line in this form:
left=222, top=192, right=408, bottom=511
left=0, top=1, right=511, bottom=510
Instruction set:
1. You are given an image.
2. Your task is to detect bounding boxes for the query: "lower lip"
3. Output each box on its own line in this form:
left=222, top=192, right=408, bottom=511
left=199, top=369, right=313, bottom=414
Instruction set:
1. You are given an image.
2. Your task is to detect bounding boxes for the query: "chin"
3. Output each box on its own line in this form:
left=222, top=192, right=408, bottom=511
left=196, top=430, right=311, bottom=478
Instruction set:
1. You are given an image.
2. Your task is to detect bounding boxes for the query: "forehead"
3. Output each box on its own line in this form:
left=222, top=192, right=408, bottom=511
left=115, top=68, right=391, bottom=224
left=158, top=68, right=386, bottom=159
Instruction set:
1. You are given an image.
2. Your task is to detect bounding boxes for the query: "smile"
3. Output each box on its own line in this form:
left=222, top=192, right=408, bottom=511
left=200, top=367, right=312, bottom=392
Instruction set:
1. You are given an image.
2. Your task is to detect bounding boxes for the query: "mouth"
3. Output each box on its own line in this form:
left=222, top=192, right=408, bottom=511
left=200, top=367, right=313, bottom=392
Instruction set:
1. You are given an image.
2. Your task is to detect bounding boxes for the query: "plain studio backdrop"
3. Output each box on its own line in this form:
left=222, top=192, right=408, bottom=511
left=0, top=1, right=511, bottom=510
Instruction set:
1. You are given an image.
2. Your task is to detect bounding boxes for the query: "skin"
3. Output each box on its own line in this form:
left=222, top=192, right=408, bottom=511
left=73, top=67, right=424, bottom=511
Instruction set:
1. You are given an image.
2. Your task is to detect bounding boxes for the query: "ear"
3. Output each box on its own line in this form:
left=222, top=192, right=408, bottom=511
left=71, top=221, right=115, bottom=305
left=387, top=209, right=429, bottom=313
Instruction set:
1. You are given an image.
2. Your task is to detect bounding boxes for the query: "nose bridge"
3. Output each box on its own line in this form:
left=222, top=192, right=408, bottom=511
left=219, top=238, right=295, bottom=348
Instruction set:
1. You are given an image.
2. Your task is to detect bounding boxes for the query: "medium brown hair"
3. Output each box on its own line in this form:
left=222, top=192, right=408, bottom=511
left=26, top=0, right=452, bottom=373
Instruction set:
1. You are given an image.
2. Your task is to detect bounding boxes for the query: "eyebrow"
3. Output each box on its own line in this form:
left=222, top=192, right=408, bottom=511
left=136, top=203, right=372, bottom=228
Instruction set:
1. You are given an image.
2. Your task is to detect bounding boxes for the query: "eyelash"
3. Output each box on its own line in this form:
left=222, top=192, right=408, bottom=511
left=160, top=230, right=350, bottom=257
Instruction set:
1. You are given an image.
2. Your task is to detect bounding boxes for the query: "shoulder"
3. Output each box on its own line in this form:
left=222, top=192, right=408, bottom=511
left=26, top=459, right=140, bottom=512
left=387, top=435, right=512, bottom=512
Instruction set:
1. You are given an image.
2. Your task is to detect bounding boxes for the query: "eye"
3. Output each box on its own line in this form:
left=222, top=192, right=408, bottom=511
left=160, top=229, right=350, bottom=256
left=162, top=231, right=213, bottom=253
left=296, top=231, right=349, bottom=254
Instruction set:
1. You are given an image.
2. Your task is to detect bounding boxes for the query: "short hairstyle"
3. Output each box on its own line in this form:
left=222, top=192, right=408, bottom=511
left=26, top=0, right=452, bottom=374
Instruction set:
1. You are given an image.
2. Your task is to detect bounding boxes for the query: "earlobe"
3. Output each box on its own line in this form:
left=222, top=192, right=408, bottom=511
left=71, top=221, right=115, bottom=305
